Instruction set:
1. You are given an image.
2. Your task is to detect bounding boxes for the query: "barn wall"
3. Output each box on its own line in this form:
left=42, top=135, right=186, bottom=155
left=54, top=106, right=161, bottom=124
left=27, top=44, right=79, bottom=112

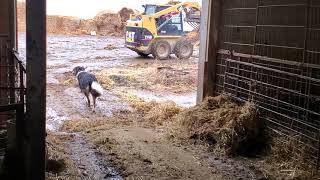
left=199, top=0, right=320, bottom=169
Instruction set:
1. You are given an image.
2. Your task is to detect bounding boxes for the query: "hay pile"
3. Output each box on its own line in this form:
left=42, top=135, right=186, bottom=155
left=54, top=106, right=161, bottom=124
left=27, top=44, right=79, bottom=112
left=60, top=119, right=107, bottom=132
left=17, top=2, right=134, bottom=36
left=262, top=135, right=315, bottom=179
left=97, top=68, right=142, bottom=88
left=96, top=70, right=115, bottom=89
left=95, top=62, right=197, bottom=94
left=104, top=44, right=118, bottom=50
left=46, top=133, right=80, bottom=179
left=79, top=19, right=98, bottom=34
left=118, top=8, right=135, bottom=23
left=170, top=95, right=260, bottom=155
left=47, top=16, right=81, bottom=34
left=94, top=7, right=135, bottom=36
left=185, top=30, right=200, bottom=45
left=94, top=10, right=123, bottom=36
left=46, top=134, right=66, bottom=174
left=143, top=101, right=182, bottom=125
left=116, top=92, right=182, bottom=126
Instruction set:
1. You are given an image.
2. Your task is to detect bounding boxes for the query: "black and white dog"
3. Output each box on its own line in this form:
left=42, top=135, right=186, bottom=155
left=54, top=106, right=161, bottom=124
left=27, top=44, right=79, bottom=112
left=72, top=66, right=103, bottom=112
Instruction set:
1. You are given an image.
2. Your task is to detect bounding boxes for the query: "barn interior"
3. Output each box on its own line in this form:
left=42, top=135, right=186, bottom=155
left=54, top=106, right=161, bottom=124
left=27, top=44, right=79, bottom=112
left=0, top=0, right=320, bottom=179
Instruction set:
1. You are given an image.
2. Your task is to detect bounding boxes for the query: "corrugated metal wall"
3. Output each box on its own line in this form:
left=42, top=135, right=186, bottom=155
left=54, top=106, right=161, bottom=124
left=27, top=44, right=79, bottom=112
left=214, top=0, right=320, bottom=169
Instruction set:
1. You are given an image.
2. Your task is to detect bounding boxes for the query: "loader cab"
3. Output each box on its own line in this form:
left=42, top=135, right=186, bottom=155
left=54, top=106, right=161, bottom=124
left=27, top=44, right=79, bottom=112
left=143, top=4, right=170, bottom=15
left=157, top=13, right=184, bottom=36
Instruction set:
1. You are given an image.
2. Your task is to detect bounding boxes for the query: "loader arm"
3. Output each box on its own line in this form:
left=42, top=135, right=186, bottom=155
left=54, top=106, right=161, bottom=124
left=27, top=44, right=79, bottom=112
left=151, top=2, right=201, bottom=18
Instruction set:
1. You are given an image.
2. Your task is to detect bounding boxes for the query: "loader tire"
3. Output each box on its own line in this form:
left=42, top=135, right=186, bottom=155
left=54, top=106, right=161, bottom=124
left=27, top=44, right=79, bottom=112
left=152, top=40, right=171, bottom=60
left=174, top=40, right=193, bottom=59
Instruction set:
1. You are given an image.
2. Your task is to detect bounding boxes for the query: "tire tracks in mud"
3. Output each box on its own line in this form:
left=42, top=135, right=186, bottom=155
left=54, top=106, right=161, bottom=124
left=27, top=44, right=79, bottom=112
left=64, top=133, right=121, bottom=180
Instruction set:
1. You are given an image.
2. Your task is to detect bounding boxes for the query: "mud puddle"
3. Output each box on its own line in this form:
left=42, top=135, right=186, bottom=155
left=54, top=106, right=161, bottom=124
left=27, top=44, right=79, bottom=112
left=46, top=84, right=130, bottom=130
left=63, top=133, right=122, bottom=180
left=206, top=156, right=258, bottom=180
left=95, top=127, right=223, bottom=179
left=46, top=108, right=67, bottom=131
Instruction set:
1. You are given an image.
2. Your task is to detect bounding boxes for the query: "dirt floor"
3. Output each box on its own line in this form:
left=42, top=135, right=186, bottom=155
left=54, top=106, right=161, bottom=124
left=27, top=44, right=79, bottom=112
left=18, top=33, right=317, bottom=180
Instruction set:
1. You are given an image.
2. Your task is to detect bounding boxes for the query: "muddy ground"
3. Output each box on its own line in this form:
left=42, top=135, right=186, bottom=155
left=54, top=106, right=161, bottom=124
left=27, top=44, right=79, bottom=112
left=18, top=34, right=309, bottom=180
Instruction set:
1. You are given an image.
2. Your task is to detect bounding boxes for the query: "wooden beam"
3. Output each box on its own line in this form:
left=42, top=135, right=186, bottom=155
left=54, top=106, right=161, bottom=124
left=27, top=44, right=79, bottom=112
left=26, top=0, right=46, bottom=179
left=8, top=0, right=17, bottom=50
left=0, top=104, right=19, bottom=112
left=8, top=0, right=16, bottom=104
left=197, top=0, right=211, bottom=104
left=197, top=0, right=222, bottom=103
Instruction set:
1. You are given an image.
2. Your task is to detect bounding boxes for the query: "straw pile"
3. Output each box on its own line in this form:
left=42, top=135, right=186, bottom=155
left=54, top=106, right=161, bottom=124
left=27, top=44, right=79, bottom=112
left=170, top=95, right=261, bottom=155
left=144, top=101, right=182, bottom=125
left=104, top=44, right=118, bottom=50
left=17, top=2, right=134, bottom=36
left=115, top=92, right=182, bottom=126
left=95, top=63, right=197, bottom=94
left=94, top=10, right=123, bottom=36
left=47, top=16, right=81, bottom=35
left=79, top=19, right=98, bottom=34
left=262, top=135, right=315, bottom=179
left=118, top=8, right=135, bottom=23
left=185, top=30, right=200, bottom=45
left=46, top=133, right=80, bottom=179
left=46, top=134, right=67, bottom=174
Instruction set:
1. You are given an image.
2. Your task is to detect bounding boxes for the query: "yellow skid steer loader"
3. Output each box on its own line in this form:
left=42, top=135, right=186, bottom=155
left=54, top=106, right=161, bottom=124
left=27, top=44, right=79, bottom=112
left=125, top=2, right=201, bottom=60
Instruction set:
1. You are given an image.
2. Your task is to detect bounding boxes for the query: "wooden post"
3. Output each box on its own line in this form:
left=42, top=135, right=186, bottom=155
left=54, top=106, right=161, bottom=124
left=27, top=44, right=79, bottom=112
left=197, top=0, right=221, bottom=104
left=8, top=0, right=16, bottom=104
left=26, top=0, right=46, bottom=179
left=9, top=0, right=17, bottom=50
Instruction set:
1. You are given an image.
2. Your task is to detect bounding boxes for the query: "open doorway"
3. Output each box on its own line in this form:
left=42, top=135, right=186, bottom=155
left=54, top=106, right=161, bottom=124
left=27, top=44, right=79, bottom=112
left=17, top=0, right=208, bottom=179
left=12, top=0, right=320, bottom=179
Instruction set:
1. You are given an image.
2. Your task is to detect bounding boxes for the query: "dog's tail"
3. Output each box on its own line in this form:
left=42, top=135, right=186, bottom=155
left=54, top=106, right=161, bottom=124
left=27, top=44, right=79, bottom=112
left=91, top=81, right=104, bottom=97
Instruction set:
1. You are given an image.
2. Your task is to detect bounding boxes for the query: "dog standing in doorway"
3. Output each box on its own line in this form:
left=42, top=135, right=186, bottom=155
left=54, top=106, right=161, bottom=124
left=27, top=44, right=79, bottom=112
left=72, top=66, right=103, bottom=112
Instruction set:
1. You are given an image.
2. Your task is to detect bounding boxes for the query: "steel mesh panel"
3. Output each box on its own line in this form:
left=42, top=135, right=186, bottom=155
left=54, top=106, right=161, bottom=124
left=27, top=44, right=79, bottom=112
left=215, top=0, right=320, bottom=170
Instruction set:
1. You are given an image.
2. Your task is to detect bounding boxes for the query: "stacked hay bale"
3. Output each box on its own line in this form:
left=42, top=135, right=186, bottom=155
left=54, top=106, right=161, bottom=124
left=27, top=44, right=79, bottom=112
left=118, top=8, right=135, bottom=23
left=93, top=10, right=123, bottom=36
left=47, top=16, right=81, bottom=35
left=79, top=19, right=98, bottom=35
left=17, top=1, right=135, bottom=36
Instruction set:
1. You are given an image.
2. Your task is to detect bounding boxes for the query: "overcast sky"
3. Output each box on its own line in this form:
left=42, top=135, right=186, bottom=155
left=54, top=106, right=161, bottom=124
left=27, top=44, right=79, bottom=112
left=18, top=0, right=201, bottom=19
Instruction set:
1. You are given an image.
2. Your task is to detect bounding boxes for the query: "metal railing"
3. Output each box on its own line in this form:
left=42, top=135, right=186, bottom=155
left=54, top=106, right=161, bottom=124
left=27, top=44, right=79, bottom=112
left=0, top=35, right=26, bottom=163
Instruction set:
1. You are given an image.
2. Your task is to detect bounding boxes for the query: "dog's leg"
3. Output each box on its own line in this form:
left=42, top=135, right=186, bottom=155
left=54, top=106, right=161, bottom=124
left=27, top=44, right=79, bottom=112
left=92, top=96, right=97, bottom=112
left=85, top=92, right=90, bottom=107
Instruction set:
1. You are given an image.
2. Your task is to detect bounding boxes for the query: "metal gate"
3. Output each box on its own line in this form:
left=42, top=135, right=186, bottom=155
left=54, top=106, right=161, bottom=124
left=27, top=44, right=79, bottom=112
left=214, top=0, right=320, bottom=170
left=0, top=34, right=26, bottom=167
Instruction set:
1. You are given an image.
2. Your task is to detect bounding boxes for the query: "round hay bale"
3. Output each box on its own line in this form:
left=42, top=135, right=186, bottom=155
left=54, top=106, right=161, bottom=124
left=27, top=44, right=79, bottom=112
left=94, top=10, right=123, bottom=36
left=118, top=7, right=135, bottom=22
left=79, top=19, right=98, bottom=34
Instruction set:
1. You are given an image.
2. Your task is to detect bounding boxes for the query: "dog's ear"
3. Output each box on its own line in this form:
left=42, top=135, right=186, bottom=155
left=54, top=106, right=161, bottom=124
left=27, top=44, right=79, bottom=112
left=72, top=66, right=79, bottom=76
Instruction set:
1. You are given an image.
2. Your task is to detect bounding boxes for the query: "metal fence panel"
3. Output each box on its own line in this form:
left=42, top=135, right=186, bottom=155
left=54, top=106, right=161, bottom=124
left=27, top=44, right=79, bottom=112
left=215, top=0, right=320, bottom=170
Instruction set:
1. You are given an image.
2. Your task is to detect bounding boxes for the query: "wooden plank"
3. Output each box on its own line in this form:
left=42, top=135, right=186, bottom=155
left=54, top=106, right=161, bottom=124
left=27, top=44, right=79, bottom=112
left=196, top=0, right=211, bottom=104
left=197, top=0, right=222, bottom=103
left=25, top=0, right=46, bottom=179
left=0, top=103, right=19, bottom=112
